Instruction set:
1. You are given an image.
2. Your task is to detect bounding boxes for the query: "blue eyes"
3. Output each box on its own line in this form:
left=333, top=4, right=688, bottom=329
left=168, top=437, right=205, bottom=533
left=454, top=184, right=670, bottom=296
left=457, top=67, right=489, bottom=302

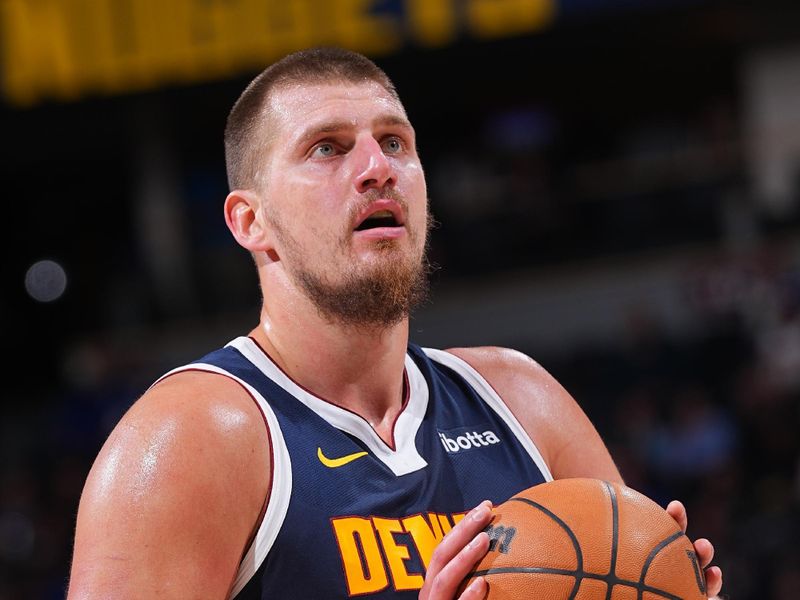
left=383, top=138, right=401, bottom=153
left=310, top=137, right=403, bottom=159
left=313, top=143, right=336, bottom=158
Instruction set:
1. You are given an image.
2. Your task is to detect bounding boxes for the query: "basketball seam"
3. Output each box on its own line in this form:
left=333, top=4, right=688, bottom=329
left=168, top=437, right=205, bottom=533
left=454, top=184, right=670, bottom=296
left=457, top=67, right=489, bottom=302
left=507, top=496, right=584, bottom=599
left=469, top=567, right=685, bottom=600
left=637, top=530, right=686, bottom=600
left=467, top=487, right=690, bottom=600
left=605, top=481, right=619, bottom=600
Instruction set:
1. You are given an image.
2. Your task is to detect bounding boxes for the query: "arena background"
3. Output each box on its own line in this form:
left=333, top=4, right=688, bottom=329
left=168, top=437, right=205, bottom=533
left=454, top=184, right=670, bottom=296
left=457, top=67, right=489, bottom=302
left=2, top=0, right=800, bottom=597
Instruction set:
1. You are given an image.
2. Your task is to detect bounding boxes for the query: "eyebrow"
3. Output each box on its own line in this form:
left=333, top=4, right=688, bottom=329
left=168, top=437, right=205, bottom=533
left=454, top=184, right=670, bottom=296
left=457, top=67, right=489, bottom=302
left=294, top=114, right=414, bottom=150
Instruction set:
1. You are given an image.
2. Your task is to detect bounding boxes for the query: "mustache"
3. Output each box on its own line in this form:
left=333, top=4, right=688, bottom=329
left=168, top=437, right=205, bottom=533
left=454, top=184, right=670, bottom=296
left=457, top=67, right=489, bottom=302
left=348, top=187, right=409, bottom=222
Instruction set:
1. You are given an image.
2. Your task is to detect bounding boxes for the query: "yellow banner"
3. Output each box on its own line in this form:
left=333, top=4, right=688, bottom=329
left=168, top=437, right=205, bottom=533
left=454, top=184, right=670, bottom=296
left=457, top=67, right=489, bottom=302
left=0, top=0, right=554, bottom=106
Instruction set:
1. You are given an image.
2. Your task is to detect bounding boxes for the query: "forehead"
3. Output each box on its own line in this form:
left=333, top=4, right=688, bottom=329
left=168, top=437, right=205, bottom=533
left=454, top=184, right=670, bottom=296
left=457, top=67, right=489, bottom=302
left=267, top=81, right=409, bottom=143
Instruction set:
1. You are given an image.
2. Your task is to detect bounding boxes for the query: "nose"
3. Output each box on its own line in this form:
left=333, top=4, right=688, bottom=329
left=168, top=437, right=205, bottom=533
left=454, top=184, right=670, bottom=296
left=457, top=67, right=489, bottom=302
left=353, top=136, right=396, bottom=193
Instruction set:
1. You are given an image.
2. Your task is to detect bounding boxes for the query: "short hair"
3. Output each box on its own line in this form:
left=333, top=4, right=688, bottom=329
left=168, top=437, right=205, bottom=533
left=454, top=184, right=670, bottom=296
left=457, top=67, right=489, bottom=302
left=224, top=46, right=400, bottom=191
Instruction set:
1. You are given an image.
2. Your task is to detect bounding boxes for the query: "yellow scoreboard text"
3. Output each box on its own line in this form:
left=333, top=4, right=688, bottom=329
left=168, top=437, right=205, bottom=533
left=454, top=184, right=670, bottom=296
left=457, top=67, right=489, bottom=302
left=0, top=0, right=555, bottom=105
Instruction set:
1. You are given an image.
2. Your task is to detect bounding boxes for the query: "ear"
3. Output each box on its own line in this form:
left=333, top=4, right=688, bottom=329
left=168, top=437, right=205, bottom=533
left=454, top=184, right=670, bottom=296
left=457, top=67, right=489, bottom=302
left=224, top=189, right=275, bottom=254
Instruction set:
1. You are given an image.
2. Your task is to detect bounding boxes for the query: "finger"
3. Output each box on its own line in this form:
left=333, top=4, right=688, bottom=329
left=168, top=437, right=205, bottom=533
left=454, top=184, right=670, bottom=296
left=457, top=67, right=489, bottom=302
left=704, top=565, right=723, bottom=598
left=427, top=501, right=493, bottom=576
left=426, top=532, right=490, bottom=600
left=665, top=500, right=687, bottom=532
left=459, top=575, right=488, bottom=600
left=692, top=537, right=714, bottom=568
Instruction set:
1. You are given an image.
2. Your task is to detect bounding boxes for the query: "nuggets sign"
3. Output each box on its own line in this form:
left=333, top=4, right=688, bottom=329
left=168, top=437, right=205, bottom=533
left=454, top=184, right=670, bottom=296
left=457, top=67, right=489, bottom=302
left=0, top=0, right=554, bottom=105
left=331, top=510, right=468, bottom=595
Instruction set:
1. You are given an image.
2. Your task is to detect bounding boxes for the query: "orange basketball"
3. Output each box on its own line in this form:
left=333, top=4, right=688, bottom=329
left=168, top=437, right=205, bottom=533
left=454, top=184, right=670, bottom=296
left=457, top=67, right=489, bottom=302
left=463, top=478, right=708, bottom=599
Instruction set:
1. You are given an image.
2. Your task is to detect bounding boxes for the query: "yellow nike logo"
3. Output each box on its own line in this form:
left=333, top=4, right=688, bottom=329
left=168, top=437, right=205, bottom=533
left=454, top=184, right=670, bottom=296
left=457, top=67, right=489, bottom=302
left=317, top=447, right=368, bottom=468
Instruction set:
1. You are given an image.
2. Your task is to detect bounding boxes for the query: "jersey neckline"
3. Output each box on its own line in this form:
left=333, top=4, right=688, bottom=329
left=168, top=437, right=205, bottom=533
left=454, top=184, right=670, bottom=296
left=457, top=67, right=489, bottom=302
left=229, top=336, right=429, bottom=476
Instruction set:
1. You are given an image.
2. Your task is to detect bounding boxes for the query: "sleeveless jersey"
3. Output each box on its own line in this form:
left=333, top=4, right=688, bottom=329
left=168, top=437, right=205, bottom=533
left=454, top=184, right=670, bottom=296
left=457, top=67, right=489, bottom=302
left=161, top=336, right=552, bottom=599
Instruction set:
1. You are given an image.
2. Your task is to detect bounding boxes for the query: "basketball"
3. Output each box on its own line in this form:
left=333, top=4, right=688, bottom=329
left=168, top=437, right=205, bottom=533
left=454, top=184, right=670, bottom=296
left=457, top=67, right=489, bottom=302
left=463, top=478, right=708, bottom=599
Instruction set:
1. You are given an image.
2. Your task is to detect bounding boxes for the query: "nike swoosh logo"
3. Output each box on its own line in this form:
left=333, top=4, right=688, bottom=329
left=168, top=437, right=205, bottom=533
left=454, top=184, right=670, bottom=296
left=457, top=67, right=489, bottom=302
left=317, top=447, right=368, bottom=468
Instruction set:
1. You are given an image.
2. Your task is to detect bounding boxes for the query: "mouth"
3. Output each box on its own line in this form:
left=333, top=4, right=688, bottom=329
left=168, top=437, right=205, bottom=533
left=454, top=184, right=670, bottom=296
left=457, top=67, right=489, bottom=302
left=354, top=209, right=402, bottom=231
left=353, top=201, right=405, bottom=232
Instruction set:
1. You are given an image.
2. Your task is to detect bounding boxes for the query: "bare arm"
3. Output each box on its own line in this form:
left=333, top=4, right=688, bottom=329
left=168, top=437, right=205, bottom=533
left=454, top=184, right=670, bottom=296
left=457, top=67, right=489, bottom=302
left=67, top=371, right=270, bottom=599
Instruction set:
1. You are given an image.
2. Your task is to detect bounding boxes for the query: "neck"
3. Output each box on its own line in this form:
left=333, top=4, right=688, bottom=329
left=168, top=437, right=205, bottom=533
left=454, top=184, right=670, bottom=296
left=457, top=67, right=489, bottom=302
left=250, top=277, right=410, bottom=444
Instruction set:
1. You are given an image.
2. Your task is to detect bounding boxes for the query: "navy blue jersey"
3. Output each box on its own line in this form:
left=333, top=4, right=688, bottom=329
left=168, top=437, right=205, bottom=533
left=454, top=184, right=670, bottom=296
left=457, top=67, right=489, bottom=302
left=162, top=337, right=551, bottom=599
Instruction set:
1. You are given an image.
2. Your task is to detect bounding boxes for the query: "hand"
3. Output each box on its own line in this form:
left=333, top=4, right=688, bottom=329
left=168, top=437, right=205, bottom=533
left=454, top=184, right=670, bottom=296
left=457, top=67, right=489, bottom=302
left=419, top=500, right=493, bottom=600
left=666, top=500, right=723, bottom=599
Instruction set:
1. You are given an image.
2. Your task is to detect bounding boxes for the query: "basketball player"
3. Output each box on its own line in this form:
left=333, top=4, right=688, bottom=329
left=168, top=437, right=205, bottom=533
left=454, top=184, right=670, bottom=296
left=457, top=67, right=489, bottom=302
left=67, top=48, right=722, bottom=599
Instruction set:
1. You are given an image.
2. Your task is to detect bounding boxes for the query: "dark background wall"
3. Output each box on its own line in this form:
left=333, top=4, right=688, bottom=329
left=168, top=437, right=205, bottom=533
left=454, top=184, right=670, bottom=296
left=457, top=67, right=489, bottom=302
left=2, top=1, right=799, bottom=597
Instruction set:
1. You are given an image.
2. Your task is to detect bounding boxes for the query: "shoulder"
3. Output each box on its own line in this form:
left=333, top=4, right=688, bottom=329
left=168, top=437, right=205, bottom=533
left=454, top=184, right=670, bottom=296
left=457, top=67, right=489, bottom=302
left=69, top=369, right=271, bottom=597
left=442, top=346, right=622, bottom=482
left=443, top=345, right=559, bottom=397
left=115, top=369, right=270, bottom=471
left=443, top=346, right=545, bottom=372
left=84, top=366, right=272, bottom=516
left=102, top=368, right=271, bottom=502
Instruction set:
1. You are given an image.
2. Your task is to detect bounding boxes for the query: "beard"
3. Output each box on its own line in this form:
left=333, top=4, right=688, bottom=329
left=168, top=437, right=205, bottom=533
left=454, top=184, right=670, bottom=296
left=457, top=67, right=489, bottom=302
left=296, top=244, right=431, bottom=329
left=269, top=203, right=433, bottom=330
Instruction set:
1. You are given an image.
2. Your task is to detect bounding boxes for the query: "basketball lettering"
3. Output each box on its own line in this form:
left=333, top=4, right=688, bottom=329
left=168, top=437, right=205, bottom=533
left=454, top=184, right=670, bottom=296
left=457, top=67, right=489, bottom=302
left=686, top=549, right=707, bottom=594
left=485, top=524, right=517, bottom=554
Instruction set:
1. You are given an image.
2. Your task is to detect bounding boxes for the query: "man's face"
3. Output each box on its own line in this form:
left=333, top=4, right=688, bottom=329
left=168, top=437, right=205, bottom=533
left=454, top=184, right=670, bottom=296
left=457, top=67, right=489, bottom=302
left=256, top=80, right=430, bottom=327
